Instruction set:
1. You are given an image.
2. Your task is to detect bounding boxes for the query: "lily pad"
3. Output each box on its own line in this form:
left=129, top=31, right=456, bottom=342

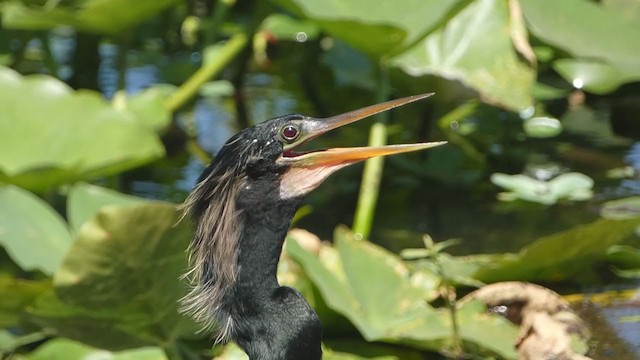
left=0, top=185, right=71, bottom=275
left=0, top=67, right=165, bottom=191
left=391, top=0, right=535, bottom=110
left=523, top=116, right=562, bottom=138
left=29, top=202, right=196, bottom=349
left=553, top=59, right=640, bottom=93
left=491, top=172, right=593, bottom=205
left=113, top=85, right=176, bottom=132
left=67, top=183, right=145, bottom=233
left=23, top=338, right=167, bottom=360
left=2, top=0, right=180, bottom=35
left=601, top=196, right=640, bottom=220
left=286, top=227, right=519, bottom=358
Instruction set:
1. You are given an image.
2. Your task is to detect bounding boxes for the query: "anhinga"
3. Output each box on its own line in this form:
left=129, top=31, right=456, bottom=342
left=181, top=93, right=444, bottom=359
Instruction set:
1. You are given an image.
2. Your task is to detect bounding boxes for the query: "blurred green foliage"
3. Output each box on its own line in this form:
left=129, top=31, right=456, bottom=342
left=1, top=0, right=640, bottom=358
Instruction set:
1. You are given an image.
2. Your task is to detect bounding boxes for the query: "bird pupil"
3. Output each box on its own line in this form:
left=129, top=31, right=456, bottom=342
left=283, top=125, right=298, bottom=140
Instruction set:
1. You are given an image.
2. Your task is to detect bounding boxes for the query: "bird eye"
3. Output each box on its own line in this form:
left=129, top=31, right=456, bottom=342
left=280, top=125, right=300, bottom=143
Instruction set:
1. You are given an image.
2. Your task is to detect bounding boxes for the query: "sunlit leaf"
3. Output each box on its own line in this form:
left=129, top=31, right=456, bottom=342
left=0, top=67, right=165, bottom=191
left=553, top=59, right=640, bottom=93
left=391, top=0, right=535, bottom=110
left=117, top=85, right=176, bottom=132
left=521, top=0, right=640, bottom=67
left=274, top=0, right=463, bottom=56
left=67, top=183, right=145, bottom=233
left=0, top=185, right=71, bottom=274
left=260, top=14, right=320, bottom=41
left=2, top=0, right=180, bottom=35
left=23, top=338, right=167, bottom=360
left=491, top=172, right=593, bottom=205
left=523, top=116, right=562, bottom=138
left=30, top=203, right=196, bottom=349
left=287, top=227, right=519, bottom=358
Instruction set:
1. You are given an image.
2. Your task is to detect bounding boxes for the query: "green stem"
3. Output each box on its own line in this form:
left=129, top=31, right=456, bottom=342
left=352, top=64, right=390, bottom=240
left=165, top=32, right=248, bottom=113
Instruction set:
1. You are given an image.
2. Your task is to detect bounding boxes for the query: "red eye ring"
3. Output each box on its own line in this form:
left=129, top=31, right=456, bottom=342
left=281, top=125, right=300, bottom=142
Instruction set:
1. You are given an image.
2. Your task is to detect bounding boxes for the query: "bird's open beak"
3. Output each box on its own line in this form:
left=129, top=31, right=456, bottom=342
left=277, top=94, right=446, bottom=198
left=279, top=93, right=446, bottom=168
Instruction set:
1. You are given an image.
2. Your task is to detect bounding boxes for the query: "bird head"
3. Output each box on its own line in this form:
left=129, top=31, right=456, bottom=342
left=196, top=93, right=445, bottom=210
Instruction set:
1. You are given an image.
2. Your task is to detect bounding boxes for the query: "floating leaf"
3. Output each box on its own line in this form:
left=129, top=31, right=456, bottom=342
left=491, top=172, right=593, bottom=205
left=523, top=116, right=562, bottom=138
left=601, top=196, right=640, bottom=220
left=0, top=185, right=71, bottom=274
left=0, top=67, right=164, bottom=191
left=66, top=183, right=145, bottom=233
left=23, top=338, right=167, bottom=360
left=2, top=0, right=180, bottom=35
left=391, top=0, right=535, bottom=110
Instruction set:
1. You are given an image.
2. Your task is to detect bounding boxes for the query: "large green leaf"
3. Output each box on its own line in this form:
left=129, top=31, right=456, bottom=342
left=113, top=85, right=176, bottom=132
left=521, top=0, right=640, bottom=91
left=0, top=185, right=71, bottom=275
left=0, top=67, right=165, bottom=191
left=473, top=218, right=640, bottom=282
left=2, top=0, right=180, bottom=35
left=21, top=338, right=167, bottom=360
left=274, top=0, right=463, bottom=56
left=67, top=182, right=145, bottom=233
left=29, top=203, right=196, bottom=349
left=391, top=0, right=535, bottom=110
left=286, top=227, right=519, bottom=358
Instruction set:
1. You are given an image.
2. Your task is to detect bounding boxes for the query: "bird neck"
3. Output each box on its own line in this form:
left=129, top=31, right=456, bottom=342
left=235, top=198, right=299, bottom=300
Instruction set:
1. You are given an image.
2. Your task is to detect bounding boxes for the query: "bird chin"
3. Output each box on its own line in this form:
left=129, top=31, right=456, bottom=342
left=278, top=163, right=349, bottom=200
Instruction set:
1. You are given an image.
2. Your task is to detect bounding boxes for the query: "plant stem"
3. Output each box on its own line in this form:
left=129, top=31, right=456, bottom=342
left=352, top=63, right=390, bottom=240
left=165, top=32, right=248, bottom=113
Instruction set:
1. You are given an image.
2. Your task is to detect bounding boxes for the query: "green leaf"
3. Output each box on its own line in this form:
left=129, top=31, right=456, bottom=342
left=521, top=0, right=640, bottom=68
left=67, top=183, right=145, bottom=233
left=114, top=85, right=176, bottom=132
left=274, top=0, right=463, bottom=56
left=391, top=0, right=535, bottom=110
left=456, top=300, right=519, bottom=358
left=0, top=185, right=72, bottom=274
left=0, top=67, right=165, bottom=191
left=474, top=218, right=640, bottom=282
left=2, top=0, right=180, bottom=35
left=607, top=245, right=640, bottom=278
left=0, top=275, right=50, bottom=328
left=287, top=228, right=519, bottom=358
left=30, top=203, right=196, bottom=349
left=23, top=338, right=167, bottom=360
left=491, top=172, right=593, bottom=205
left=523, top=116, right=562, bottom=138
left=553, top=59, right=640, bottom=94
left=260, top=14, right=321, bottom=41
